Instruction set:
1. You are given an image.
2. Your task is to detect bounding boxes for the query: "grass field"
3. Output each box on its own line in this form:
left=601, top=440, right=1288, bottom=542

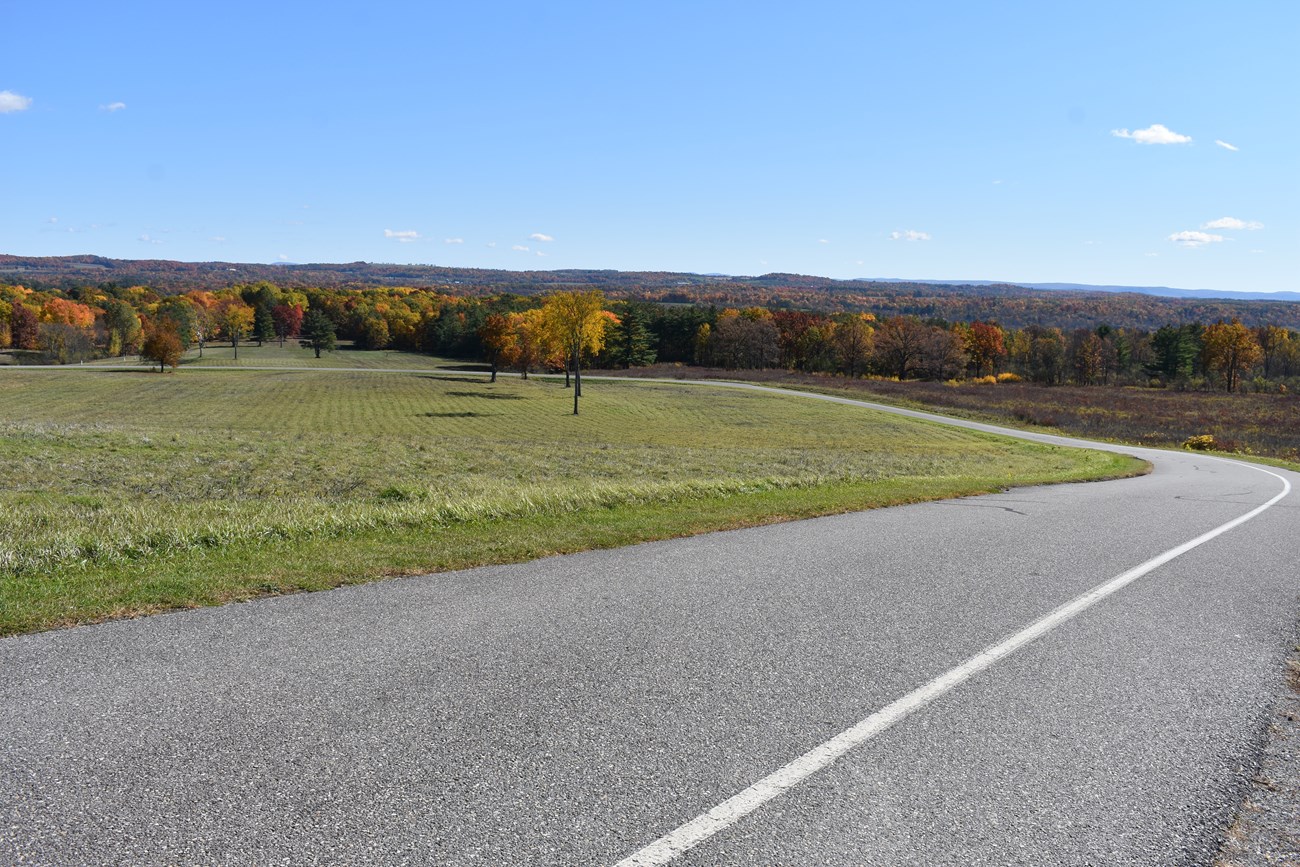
left=0, top=347, right=1144, bottom=634
left=608, top=366, right=1300, bottom=467
left=82, top=341, right=476, bottom=370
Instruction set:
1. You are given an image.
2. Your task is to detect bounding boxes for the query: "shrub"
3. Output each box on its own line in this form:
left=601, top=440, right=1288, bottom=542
left=974, top=375, right=998, bottom=385
left=1183, top=434, right=1216, bottom=451
left=996, top=372, right=1022, bottom=383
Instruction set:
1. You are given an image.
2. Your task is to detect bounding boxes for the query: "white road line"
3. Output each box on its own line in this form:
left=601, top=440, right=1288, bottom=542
left=613, top=461, right=1292, bottom=867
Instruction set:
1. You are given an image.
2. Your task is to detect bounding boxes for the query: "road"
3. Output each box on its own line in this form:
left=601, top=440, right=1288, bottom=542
left=1, top=381, right=1296, bottom=866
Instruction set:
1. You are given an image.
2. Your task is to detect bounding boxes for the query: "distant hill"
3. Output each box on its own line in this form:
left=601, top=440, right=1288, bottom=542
left=2, top=254, right=1297, bottom=331
left=863, top=278, right=1300, bottom=303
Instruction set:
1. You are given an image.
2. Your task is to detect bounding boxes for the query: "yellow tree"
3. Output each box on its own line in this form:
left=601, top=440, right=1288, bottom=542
left=541, top=290, right=610, bottom=415
left=1201, top=318, right=1262, bottom=392
left=214, top=300, right=255, bottom=360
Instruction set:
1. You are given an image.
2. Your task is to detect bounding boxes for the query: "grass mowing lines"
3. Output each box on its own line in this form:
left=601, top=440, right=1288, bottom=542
left=0, top=361, right=1146, bottom=634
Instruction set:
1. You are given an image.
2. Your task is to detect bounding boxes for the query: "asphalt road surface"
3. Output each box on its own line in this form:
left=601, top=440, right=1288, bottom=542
left=2, top=382, right=1296, bottom=866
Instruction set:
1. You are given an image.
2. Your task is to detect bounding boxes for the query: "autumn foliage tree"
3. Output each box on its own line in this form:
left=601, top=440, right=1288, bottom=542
left=1201, top=319, right=1262, bottom=392
left=541, top=290, right=611, bottom=415
left=478, top=313, right=518, bottom=382
left=271, top=304, right=304, bottom=347
left=141, top=324, right=183, bottom=372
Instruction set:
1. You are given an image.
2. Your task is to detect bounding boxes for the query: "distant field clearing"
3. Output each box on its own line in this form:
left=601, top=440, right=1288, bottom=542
left=0, top=350, right=1146, bottom=634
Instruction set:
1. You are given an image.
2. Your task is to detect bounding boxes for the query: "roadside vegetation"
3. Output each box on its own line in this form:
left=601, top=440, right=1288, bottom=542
left=605, top=366, right=1300, bottom=466
left=0, top=355, right=1142, bottom=635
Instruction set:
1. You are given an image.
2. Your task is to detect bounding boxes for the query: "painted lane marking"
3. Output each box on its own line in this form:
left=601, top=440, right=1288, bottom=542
left=613, top=462, right=1291, bottom=867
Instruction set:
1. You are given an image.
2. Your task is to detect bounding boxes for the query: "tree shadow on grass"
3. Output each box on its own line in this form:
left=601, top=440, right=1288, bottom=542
left=444, top=390, right=524, bottom=400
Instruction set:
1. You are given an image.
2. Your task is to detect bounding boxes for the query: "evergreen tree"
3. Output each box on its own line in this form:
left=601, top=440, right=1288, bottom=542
left=607, top=302, right=657, bottom=368
left=301, top=309, right=337, bottom=358
left=253, top=304, right=276, bottom=347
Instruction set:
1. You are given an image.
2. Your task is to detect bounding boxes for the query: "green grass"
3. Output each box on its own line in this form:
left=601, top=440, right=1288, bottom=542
left=177, top=341, right=475, bottom=369
left=0, top=351, right=1146, bottom=634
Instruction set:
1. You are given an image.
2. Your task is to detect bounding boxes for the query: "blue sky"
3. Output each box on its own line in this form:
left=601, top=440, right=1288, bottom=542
left=3, top=1, right=1295, bottom=293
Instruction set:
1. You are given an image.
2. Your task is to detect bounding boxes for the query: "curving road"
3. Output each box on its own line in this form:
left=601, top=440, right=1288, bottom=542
left=1, top=380, right=1297, bottom=865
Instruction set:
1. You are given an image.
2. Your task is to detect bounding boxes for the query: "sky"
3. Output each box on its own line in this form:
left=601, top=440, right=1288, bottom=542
left=2, top=1, right=1296, bottom=293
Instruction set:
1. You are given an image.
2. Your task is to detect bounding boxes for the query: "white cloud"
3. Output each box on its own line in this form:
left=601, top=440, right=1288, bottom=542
left=1111, top=123, right=1192, bottom=145
left=277, top=254, right=290, bottom=261
left=486, top=241, right=497, bottom=248
left=992, top=179, right=1004, bottom=185
left=818, top=238, right=829, bottom=244
left=100, top=102, right=127, bottom=112
left=138, top=234, right=163, bottom=244
left=47, top=216, right=58, bottom=224
left=444, top=237, right=464, bottom=244
left=536, top=250, right=546, bottom=257
left=1144, top=253, right=1159, bottom=258
left=512, top=244, right=529, bottom=252
left=210, top=236, right=226, bottom=242
left=890, top=229, right=931, bottom=242
left=1168, top=230, right=1224, bottom=247
left=529, top=233, right=554, bottom=242
left=0, top=91, right=32, bottom=113
left=1202, top=216, right=1263, bottom=231
left=1214, top=139, right=1239, bottom=151
left=384, top=228, right=420, bottom=243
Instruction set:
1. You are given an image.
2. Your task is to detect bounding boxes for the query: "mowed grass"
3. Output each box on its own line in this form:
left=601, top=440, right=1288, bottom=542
left=84, top=340, right=474, bottom=370
left=0, top=356, right=1145, bottom=634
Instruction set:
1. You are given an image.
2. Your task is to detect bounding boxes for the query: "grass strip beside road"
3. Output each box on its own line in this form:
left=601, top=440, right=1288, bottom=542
left=0, top=354, right=1146, bottom=635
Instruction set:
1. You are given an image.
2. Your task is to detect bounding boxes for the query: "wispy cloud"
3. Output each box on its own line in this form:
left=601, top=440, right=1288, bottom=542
left=536, top=250, right=546, bottom=257
left=1111, top=123, right=1192, bottom=145
left=486, top=241, right=497, bottom=248
left=890, top=230, right=931, bottom=242
left=47, top=216, right=58, bottom=224
left=100, top=101, right=127, bottom=112
left=384, top=229, right=420, bottom=243
left=1169, top=230, right=1224, bottom=247
left=529, top=233, right=554, bottom=242
left=138, top=234, right=163, bottom=245
left=818, top=239, right=829, bottom=244
left=512, top=244, right=529, bottom=252
left=210, top=236, right=226, bottom=242
left=444, top=237, right=464, bottom=244
left=0, top=91, right=32, bottom=113
left=1214, top=139, right=1239, bottom=152
left=1202, top=216, right=1262, bottom=231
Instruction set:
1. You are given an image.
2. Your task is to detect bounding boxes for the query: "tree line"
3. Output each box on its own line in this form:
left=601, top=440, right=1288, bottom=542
left=2, top=281, right=1296, bottom=393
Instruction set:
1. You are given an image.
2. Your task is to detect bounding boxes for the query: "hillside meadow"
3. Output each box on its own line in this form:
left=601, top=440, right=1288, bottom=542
left=0, top=347, right=1144, bottom=634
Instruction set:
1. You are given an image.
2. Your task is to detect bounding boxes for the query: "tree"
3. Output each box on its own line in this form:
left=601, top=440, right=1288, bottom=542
left=1255, top=325, right=1291, bottom=379
left=1201, top=319, right=1261, bottom=392
left=215, top=301, right=254, bottom=359
left=966, top=321, right=1007, bottom=377
left=831, top=314, right=873, bottom=377
left=510, top=309, right=546, bottom=379
left=271, top=303, right=304, bottom=347
left=360, top=315, right=390, bottom=350
left=141, top=325, right=183, bottom=372
left=1147, top=324, right=1201, bottom=384
left=479, top=314, right=519, bottom=382
left=871, top=316, right=930, bottom=379
left=101, top=298, right=142, bottom=357
left=253, top=304, right=276, bottom=347
left=10, top=303, right=40, bottom=351
left=301, top=308, right=336, bottom=358
left=605, top=302, right=657, bottom=368
left=541, top=290, right=610, bottom=415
